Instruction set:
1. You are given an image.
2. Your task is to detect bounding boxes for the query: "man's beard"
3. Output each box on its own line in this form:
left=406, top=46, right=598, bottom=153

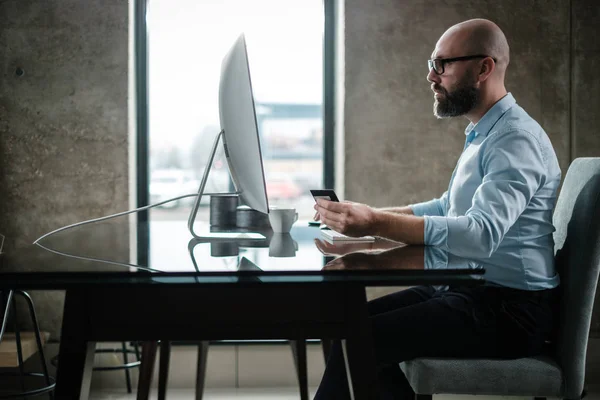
left=433, top=74, right=479, bottom=118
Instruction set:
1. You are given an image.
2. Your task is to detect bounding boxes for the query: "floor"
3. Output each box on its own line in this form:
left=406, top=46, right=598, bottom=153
left=89, top=386, right=600, bottom=400
left=90, top=388, right=313, bottom=399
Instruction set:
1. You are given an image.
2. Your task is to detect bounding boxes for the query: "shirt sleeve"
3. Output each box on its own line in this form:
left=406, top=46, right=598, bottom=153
left=423, top=129, right=546, bottom=258
left=410, top=191, right=448, bottom=217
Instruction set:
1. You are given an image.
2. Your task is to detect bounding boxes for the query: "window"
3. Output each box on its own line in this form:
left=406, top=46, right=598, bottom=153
left=146, top=0, right=327, bottom=226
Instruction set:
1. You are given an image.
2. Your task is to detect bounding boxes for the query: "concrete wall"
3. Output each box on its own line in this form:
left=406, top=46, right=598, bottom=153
left=572, top=0, right=600, bottom=158
left=0, top=0, right=129, bottom=337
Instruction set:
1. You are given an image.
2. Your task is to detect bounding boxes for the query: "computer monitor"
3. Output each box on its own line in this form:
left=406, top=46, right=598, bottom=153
left=188, top=34, right=270, bottom=239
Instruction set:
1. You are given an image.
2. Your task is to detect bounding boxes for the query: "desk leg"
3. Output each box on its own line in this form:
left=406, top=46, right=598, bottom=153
left=137, top=341, right=159, bottom=400
left=158, top=340, right=171, bottom=400
left=195, top=341, right=209, bottom=400
left=342, top=286, right=378, bottom=400
left=55, top=290, right=95, bottom=400
left=290, top=340, right=309, bottom=400
left=321, top=339, right=332, bottom=362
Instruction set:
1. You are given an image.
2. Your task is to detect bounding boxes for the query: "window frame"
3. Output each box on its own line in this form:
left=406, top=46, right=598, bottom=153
left=135, top=0, right=336, bottom=264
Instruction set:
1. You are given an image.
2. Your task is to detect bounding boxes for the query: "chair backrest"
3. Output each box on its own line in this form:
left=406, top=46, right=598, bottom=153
left=553, top=157, right=600, bottom=399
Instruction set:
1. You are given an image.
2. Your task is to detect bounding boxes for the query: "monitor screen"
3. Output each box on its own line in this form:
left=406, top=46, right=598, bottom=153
left=219, top=34, right=269, bottom=214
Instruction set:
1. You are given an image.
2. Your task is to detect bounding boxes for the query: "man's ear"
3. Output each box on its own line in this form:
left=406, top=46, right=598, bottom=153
left=478, top=57, right=495, bottom=82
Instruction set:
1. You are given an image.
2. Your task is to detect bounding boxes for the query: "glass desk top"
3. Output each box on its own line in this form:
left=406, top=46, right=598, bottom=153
left=0, top=218, right=487, bottom=289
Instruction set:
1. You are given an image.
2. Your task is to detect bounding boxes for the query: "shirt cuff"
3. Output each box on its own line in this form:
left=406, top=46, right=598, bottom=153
left=423, top=215, right=449, bottom=249
left=410, top=199, right=442, bottom=217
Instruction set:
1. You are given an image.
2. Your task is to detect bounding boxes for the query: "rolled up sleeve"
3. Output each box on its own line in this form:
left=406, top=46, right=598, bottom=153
left=410, top=191, right=448, bottom=217
left=422, top=130, right=546, bottom=258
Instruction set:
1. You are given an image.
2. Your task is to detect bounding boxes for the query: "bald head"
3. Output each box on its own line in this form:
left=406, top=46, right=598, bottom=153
left=428, top=19, right=510, bottom=120
left=441, top=19, right=510, bottom=76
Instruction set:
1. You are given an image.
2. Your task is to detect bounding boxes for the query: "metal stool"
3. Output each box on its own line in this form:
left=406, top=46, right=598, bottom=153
left=93, top=342, right=142, bottom=393
left=51, top=342, right=141, bottom=393
left=0, top=290, right=55, bottom=399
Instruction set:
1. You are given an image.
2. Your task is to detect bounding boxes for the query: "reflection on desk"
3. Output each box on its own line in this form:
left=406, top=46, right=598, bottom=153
left=0, top=219, right=494, bottom=290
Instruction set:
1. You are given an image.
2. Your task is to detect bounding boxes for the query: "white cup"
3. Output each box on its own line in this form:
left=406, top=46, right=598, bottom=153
left=268, top=207, right=298, bottom=233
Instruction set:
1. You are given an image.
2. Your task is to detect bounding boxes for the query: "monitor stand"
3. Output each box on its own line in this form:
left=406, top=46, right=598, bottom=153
left=187, top=238, right=264, bottom=273
left=187, top=130, right=266, bottom=241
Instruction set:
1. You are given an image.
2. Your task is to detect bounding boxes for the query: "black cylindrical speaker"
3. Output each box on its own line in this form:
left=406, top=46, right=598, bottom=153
left=236, top=205, right=271, bottom=230
left=209, top=194, right=239, bottom=227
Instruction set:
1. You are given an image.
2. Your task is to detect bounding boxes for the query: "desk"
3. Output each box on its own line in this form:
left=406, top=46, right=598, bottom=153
left=0, top=221, right=484, bottom=399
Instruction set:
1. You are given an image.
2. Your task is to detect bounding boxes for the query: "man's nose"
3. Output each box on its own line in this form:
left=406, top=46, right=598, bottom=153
left=427, top=68, right=440, bottom=83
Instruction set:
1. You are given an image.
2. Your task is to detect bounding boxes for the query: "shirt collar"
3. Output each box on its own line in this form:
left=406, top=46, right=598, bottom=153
left=464, top=93, right=516, bottom=139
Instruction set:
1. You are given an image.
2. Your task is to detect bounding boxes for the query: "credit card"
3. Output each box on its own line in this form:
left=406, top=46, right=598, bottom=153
left=310, top=189, right=340, bottom=202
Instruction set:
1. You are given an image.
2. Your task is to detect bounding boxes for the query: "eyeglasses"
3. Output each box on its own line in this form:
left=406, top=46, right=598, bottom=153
left=428, top=55, right=496, bottom=75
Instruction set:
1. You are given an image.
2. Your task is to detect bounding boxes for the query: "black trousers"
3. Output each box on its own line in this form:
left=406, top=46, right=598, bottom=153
left=314, top=285, right=557, bottom=400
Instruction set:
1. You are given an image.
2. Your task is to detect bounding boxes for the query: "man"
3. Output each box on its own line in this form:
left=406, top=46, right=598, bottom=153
left=313, top=19, right=561, bottom=399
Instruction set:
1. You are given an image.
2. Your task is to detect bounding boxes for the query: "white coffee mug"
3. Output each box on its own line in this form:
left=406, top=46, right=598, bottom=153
left=268, top=207, right=298, bottom=233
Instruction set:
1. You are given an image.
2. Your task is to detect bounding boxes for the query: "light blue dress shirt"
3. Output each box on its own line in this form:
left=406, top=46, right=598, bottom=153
left=411, top=93, right=561, bottom=290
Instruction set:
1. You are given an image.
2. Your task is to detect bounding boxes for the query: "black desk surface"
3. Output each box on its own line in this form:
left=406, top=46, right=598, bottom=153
left=0, top=218, right=485, bottom=289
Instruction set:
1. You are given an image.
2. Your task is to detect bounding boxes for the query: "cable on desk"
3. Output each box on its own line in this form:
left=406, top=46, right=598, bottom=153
left=33, top=193, right=200, bottom=244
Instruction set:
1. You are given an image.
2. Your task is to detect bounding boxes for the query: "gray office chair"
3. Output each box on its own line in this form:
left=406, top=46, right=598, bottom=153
left=400, top=157, right=600, bottom=400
